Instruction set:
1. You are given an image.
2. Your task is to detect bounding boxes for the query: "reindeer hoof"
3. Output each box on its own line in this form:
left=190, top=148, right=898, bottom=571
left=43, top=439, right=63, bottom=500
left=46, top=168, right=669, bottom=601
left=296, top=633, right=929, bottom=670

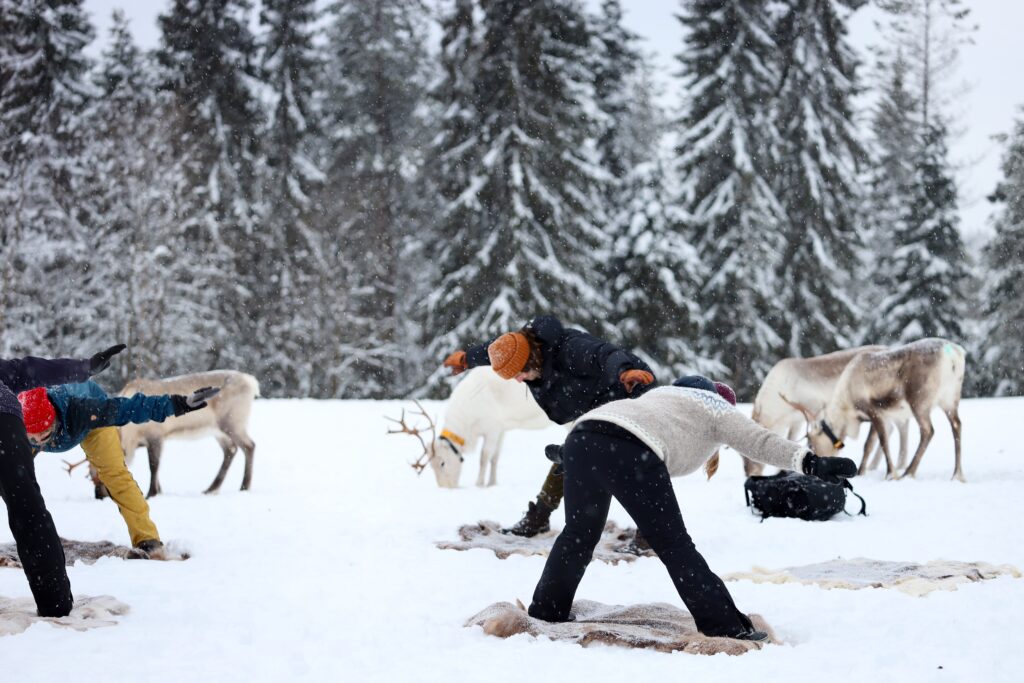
left=953, top=472, right=966, bottom=483
left=203, top=488, right=219, bottom=495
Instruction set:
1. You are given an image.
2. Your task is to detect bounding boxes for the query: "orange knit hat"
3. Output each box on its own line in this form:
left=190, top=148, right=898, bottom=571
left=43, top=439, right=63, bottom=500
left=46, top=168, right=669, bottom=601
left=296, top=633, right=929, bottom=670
left=488, top=332, right=532, bottom=380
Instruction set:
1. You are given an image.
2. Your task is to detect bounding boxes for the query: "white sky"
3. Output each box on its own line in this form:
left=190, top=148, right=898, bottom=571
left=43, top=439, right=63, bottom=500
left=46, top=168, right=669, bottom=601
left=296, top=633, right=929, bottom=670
left=83, top=0, right=1024, bottom=238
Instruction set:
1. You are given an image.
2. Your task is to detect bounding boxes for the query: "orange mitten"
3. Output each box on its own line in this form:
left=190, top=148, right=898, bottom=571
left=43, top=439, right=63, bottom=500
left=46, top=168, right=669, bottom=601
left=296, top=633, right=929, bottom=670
left=620, top=369, right=654, bottom=393
left=443, top=350, right=468, bottom=375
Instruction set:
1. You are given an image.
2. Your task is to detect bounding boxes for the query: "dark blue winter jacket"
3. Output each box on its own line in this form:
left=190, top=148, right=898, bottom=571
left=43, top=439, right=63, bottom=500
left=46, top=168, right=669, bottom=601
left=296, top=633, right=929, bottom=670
left=465, top=316, right=655, bottom=425
left=38, top=381, right=176, bottom=454
left=0, top=356, right=92, bottom=419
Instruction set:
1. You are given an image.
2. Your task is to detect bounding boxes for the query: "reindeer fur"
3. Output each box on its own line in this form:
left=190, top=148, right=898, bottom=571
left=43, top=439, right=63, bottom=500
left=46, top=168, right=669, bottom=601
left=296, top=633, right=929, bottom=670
left=118, top=370, right=259, bottom=497
left=806, top=339, right=966, bottom=481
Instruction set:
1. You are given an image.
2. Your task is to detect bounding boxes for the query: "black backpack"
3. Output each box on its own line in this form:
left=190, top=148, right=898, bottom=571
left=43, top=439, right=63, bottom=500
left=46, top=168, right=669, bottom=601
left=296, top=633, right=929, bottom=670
left=744, top=471, right=867, bottom=522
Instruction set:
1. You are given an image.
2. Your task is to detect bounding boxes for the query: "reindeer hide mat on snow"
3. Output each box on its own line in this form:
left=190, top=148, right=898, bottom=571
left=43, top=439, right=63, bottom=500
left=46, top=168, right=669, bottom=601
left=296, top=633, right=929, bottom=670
left=724, top=557, right=1022, bottom=597
left=0, top=538, right=189, bottom=567
left=466, top=599, right=778, bottom=655
left=436, top=521, right=654, bottom=564
left=0, top=595, right=130, bottom=637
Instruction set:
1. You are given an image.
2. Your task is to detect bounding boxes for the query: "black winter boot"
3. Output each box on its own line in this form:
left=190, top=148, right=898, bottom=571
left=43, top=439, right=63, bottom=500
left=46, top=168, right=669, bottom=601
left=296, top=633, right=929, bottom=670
left=729, top=627, right=769, bottom=643
left=501, top=501, right=554, bottom=537
left=619, top=528, right=652, bottom=556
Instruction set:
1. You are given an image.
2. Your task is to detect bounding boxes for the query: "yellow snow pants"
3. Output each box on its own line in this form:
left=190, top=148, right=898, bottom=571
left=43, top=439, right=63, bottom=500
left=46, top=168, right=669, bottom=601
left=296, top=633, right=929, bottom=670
left=81, top=427, right=160, bottom=547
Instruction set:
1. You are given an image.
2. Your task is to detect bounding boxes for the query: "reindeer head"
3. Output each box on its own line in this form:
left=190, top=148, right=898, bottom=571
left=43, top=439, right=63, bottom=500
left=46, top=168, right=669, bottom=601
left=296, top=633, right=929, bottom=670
left=779, top=393, right=848, bottom=456
left=386, top=401, right=461, bottom=489
left=429, top=434, right=464, bottom=488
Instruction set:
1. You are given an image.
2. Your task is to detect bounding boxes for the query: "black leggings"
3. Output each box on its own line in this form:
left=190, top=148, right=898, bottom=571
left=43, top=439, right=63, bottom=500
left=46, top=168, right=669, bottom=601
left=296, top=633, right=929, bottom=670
left=0, top=413, right=73, bottom=616
left=529, top=422, right=752, bottom=637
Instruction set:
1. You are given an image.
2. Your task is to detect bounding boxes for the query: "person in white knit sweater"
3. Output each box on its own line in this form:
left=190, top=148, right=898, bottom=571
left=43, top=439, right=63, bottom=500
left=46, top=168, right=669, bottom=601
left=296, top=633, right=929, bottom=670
left=528, top=375, right=857, bottom=642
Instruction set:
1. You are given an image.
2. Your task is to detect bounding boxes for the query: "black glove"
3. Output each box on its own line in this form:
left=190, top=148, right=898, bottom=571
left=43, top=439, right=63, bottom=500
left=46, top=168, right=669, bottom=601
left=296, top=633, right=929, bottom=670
left=544, top=444, right=563, bottom=465
left=89, top=344, right=127, bottom=375
left=171, top=386, right=220, bottom=416
left=802, top=452, right=857, bottom=482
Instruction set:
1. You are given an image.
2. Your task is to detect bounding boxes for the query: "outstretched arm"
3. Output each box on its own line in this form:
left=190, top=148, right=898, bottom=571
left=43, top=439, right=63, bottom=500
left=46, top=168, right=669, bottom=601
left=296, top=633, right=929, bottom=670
left=0, top=357, right=92, bottom=393
left=72, top=393, right=177, bottom=429
left=0, top=345, right=125, bottom=392
left=714, top=409, right=807, bottom=473
left=558, top=332, right=647, bottom=387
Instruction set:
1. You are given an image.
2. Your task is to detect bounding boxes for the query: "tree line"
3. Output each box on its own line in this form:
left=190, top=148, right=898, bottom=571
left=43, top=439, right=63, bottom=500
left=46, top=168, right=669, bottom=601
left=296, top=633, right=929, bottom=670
left=1, top=0, right=1021, bottom=399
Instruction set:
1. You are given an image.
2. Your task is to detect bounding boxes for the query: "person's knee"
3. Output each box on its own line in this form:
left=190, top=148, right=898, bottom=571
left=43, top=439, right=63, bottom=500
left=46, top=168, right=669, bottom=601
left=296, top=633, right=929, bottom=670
left=642, top=526, right=699, bottom=558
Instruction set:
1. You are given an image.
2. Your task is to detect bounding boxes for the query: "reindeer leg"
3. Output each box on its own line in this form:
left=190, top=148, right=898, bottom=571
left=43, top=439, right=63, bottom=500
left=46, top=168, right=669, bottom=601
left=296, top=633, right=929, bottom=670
left=205, top=434, right=237, bottom=494
left=476, top=436, right=488, bottom=488
left=90, top=463, right=109, bottom=499
left=868, top=417, right=896, bottom=480
left=146, top=440, right=163, bottom=498
left=901, top=409, right=935, bottom=480
left=860, top=425, right=878, bottom=475
left=239, top=433, right=256, bottom=491
left=895, top=420, right=909, bottom=471
left=946, top=407, right=964, bottom=482
left=868, top=422, right=887, bottom=471
left=486, top=433, right=505, bottom=487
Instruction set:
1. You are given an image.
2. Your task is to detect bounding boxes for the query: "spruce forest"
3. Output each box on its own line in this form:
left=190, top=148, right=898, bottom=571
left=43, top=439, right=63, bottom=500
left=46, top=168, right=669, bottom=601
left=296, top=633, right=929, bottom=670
left=2, top=0, right=1021, bottom=400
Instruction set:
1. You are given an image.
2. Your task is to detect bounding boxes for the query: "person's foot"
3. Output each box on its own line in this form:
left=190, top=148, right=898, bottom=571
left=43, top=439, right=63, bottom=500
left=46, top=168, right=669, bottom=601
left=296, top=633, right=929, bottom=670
left=618, top=529, right=651, bottom=555
left=727, top=627, right=769, bottom=642
left=501, top=501, right=553, bottom=537
left=132, top=539, right=166, bottom=560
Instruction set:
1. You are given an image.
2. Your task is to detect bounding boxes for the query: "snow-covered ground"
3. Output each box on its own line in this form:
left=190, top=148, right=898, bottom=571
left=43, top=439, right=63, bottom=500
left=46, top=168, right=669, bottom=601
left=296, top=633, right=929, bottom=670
left=2, top=397, right=1022, bottom=682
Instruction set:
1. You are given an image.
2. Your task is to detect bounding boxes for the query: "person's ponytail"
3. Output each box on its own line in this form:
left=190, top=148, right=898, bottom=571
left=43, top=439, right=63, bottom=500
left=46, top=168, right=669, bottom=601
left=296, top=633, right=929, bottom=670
left=705, top=450, right=720, bottom=480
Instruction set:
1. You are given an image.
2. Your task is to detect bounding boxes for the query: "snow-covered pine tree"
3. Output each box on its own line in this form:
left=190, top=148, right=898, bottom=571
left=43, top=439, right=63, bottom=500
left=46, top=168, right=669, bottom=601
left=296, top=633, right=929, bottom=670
left=423, top=0, right=610, bottom=382
left=589, top=0, right=641, bottom=186
left=862, top=50, right=919, bottom=344
left=979, top=110, right=1024, bottom=396
left=864, top=0, right=975, bottom=347
left=78, top=10, right=189, bottom=386
left=772, top=0, right=866, bottom=358
left=876, top=0, right=976, bottom=132
left=673, top=0, right=787, bottom=393
left=611, top=156, right=706, bottom=381
left=319, top=0, right=433, bottom=398
left=874, top=122, right=969, bottom=343
left=256, top=0, right=327, bottom=396
left=0, top=0, right=95, bottom=355
left=156, top=0, right=264, bottom=372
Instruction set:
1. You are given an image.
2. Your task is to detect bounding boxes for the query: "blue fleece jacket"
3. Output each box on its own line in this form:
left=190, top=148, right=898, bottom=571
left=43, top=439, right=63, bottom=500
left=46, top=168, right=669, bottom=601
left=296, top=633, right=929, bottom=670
left=39, top=381, right=176, bottom=454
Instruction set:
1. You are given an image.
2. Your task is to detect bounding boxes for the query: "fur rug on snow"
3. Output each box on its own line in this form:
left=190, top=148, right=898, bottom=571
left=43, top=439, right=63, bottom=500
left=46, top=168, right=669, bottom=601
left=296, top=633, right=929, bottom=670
left=436, top=520, right=654, bottom=564
left=724, top=557, right=1022, bottom=597
left=0, top=538, right=189, bottom=567
left=0, top=595, right=130, bottom=637
left=466, top=599, right=777, bottom=655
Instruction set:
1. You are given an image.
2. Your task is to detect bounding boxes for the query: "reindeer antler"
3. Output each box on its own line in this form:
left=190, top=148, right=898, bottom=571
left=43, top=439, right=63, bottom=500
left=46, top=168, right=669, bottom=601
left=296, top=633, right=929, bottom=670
left=385, top=400, right=437, bottom=475
left=62, top=458, right=89, bottom=478
left=779, top=393, right=818, bottom=423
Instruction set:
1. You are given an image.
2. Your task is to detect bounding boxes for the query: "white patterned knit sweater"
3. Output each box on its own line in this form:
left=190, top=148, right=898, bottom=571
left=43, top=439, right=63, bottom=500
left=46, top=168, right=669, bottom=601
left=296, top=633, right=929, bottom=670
left=576, top=386, right=807, bottom=477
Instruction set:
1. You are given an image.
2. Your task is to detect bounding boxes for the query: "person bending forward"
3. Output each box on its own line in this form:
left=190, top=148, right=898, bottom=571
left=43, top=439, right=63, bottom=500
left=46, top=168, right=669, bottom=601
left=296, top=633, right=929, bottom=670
left=528, top=376, right=856, bottom=641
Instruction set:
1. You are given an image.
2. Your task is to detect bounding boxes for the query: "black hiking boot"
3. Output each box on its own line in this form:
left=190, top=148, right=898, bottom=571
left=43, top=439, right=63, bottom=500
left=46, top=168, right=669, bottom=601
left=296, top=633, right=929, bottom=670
left=501, top=501, right=553, bottom=537
left=728, top=627, right=769, bottom=643
left=619, top=529, right=651, bottom=555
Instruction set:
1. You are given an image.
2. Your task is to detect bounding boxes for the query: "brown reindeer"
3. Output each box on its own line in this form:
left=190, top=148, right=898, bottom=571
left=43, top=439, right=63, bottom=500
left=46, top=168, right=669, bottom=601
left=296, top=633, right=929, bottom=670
left=750, top=346, right=909, bottom=476
left=784, top=339, right=966, bottom=481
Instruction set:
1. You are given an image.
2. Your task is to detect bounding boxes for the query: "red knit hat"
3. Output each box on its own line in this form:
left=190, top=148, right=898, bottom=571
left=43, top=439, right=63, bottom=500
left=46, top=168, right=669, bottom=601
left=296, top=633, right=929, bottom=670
left=714, top=381, right=737, bottom=406
left=18, top=387, right=57, bottom=434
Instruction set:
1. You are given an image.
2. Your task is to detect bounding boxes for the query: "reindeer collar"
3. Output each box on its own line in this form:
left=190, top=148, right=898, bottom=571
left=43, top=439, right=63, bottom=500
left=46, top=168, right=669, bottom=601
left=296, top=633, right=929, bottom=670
left=820, top=420, right=845, bottom=450
left=440, top=429, right=466, bottom=458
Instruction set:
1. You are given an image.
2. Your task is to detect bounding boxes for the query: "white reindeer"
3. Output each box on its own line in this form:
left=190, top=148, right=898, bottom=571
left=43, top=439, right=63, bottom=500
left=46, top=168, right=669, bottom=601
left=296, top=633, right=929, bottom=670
left=391, top=367, right=555, bottom=488
left=785, top=339, right=966, bottom=481
left=119, top=370, right=260, bottom=497
left=751, top=346, right=910, bottom=476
